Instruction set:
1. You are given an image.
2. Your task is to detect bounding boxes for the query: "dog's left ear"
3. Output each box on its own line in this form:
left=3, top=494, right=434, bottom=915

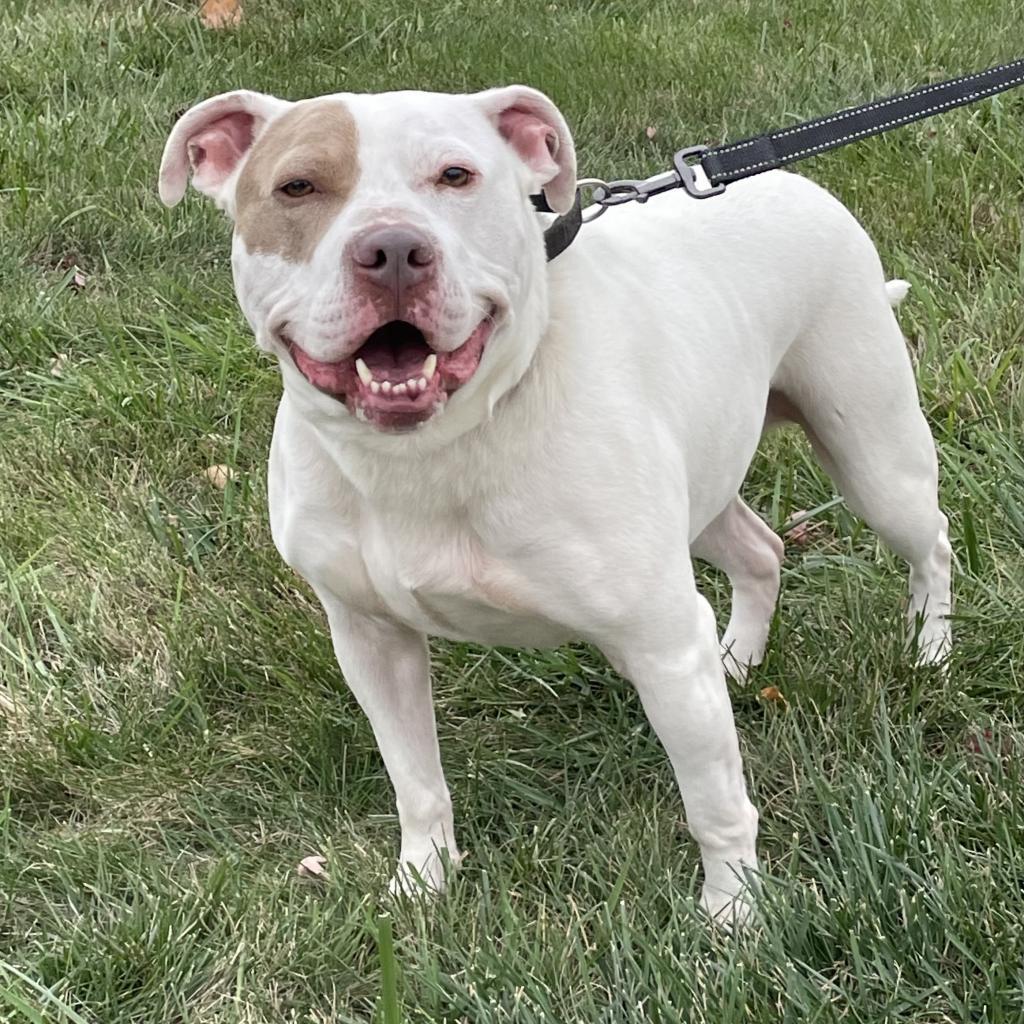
left=476, top=86, right=577, bottom=214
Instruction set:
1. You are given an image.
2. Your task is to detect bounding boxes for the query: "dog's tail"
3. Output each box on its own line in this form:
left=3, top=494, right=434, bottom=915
left=885, top=279, right=911, bottom=307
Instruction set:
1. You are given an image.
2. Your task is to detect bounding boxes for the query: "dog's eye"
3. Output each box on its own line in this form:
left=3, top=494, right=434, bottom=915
left=279, top=179, right=315, bottom=198
left=438, top=166, right=473, bottom=188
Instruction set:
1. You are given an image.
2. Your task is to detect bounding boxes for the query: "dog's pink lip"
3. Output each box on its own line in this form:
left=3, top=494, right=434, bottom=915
left=281, top=307, right=498, bottom=431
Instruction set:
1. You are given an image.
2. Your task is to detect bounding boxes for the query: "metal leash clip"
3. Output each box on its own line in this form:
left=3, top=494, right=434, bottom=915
left=673, top=145, right=727, bottom=199
left=577, top=146, right=725, bottom=222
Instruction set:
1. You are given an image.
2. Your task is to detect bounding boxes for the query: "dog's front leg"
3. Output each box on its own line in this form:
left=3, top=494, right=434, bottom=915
left=602, top=592, right=759, bottom=926
left=320, top=596, right=460, bottom=895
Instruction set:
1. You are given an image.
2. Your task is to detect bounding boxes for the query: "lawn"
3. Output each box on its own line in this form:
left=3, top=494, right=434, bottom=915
left=1, top=0, right=1023, bottom=1020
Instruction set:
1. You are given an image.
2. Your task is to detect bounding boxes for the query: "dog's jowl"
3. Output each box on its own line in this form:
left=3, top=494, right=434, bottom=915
left=160, top=86, right=951, bottom=924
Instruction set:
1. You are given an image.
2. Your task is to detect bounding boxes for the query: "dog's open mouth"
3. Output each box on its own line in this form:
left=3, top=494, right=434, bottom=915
left=285, top=311, right=496, bottom=431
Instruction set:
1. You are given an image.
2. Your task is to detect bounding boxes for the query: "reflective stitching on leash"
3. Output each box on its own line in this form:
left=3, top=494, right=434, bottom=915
left=711, top=59, right=1024, bottom=158
left=723, top=69, right=1024, bottom=178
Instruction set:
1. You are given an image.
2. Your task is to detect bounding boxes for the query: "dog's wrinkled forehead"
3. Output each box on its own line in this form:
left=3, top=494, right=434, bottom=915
left=233, top=92, right=505, bottom=263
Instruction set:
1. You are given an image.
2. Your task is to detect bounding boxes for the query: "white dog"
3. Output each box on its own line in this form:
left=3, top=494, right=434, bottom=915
left=159, top=85, right=952, bottom=922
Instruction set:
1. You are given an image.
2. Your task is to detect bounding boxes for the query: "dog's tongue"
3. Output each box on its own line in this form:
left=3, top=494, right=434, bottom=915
left=358, top=321, right=432, bottom=381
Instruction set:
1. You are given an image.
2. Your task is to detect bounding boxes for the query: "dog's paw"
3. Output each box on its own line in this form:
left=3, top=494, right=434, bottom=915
left=387, top=846, right=462, bottom=898
left=913, top=619, right=952, bottom=669
left=700, top=883, right=756, bottom=931
left=699, top=849, right=760, bottom=930
left=721, top=649, right=751, bottom=682
left=720, top=632, right=765, bottom=681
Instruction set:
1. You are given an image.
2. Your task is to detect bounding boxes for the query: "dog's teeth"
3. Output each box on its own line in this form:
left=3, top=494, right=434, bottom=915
left=422, top=354, right=437, bottom=380
left=355, top=358, right=372, bottom=385
left=370, top=381, right=380, bottom=394
left=418, top=376, right=428, bottom=390
left=381, top=381, right=392, bottom=393
left=394, top=382, right=407, bottom=395
left=408, top=378, right=420, bottom=393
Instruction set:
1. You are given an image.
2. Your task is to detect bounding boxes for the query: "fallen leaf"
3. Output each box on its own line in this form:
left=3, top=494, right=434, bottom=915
left=297, top=854, right=328, bottom=879
left=50, top=353, right=68, bottom=377
left=783, top=510, right=827, bottom=547
left=201, top=0, right=243, bottom=28
left=760, top=686, right=787, bottom=706
left=964, top=727, right=1014, bottom=757
left=645, top=125, right=658, bottom=139
left=204, top=464, right=235, bottom=489
left=68, top=269, right=87, bottom=291
left=965, top=727, right=992, bottom=753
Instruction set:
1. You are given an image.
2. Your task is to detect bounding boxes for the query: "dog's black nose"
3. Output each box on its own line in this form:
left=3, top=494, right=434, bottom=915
left=351, top=225, right=436, bottom=291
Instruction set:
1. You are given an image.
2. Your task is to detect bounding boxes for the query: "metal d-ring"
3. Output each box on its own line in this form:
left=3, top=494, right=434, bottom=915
left=576, top=177, right=612, bottom=222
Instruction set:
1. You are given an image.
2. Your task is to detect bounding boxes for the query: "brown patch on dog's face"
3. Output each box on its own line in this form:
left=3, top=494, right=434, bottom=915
left=234, top=99, right=360, bottom=263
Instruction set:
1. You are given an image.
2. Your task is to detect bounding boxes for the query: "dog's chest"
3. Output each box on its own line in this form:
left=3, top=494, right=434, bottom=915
left=311, top=512, right=572, bottom=647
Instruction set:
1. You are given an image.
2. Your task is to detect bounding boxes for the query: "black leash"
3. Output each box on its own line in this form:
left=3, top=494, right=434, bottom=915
left=535, top=57, right=1024, bottom=261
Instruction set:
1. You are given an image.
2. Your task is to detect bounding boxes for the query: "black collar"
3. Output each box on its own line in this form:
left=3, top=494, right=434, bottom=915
left=531, top=190, right=583, bottom=262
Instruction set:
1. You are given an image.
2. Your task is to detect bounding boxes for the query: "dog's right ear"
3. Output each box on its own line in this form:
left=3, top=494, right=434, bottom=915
left=159, top=90, right=290, bottom=209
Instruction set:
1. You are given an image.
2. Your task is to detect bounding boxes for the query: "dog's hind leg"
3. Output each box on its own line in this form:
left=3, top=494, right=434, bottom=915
left=772, top=281, right=952, bottom=664
left=692, top=498, right=784, bottom=679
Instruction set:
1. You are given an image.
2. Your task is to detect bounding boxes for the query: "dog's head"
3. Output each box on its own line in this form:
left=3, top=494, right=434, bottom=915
left=159, top=87, right=576, bottom=437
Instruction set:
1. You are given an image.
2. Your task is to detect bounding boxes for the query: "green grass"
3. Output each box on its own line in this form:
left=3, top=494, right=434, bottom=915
left=1, top=0, right=1023, bottom=1020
